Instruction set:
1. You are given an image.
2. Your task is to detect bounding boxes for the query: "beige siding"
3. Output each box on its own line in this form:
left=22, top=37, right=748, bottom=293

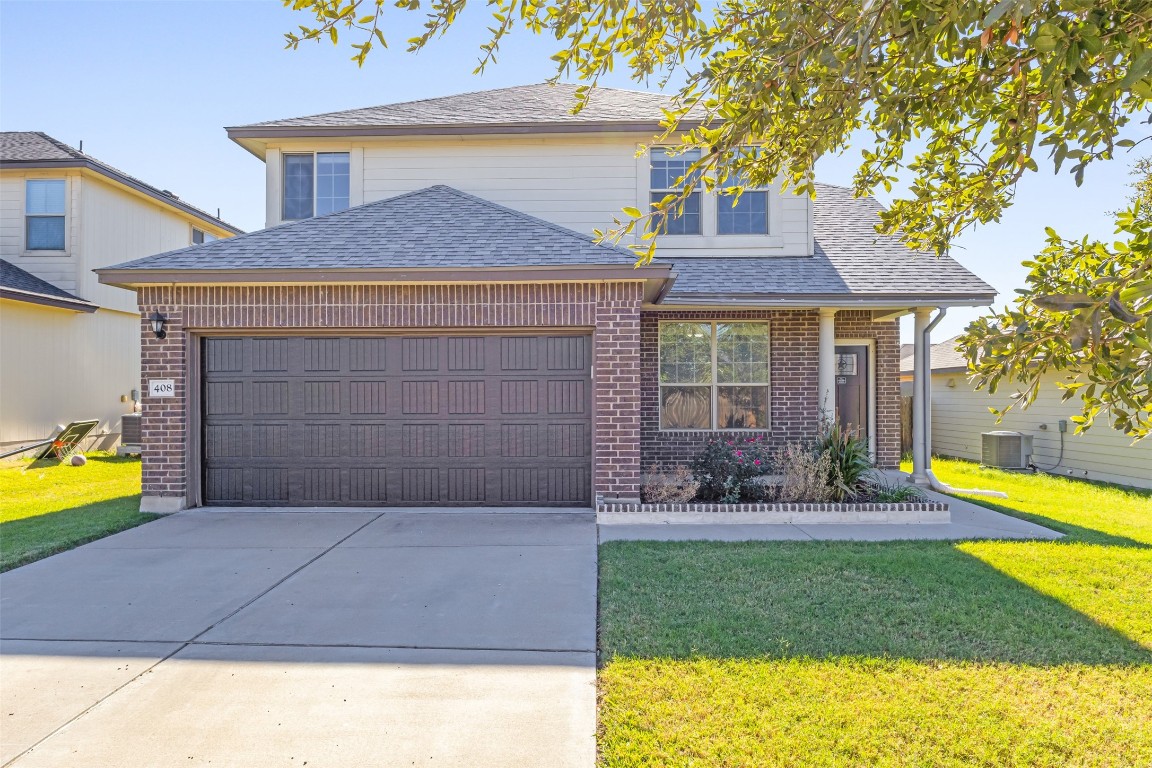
left=0, top=300, right=139, bottom=448
left=76, top=174, right=204, bottom=312
left=0, top=172, right=84, bottom=296
left=267, top=135, right=812, bottom=257
left=931, top=372, right=1152, bottom=490
left=0, top=168, right=234, bottom=450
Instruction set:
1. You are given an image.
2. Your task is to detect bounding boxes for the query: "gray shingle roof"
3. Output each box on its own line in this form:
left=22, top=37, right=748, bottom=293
left=0, top=132, right=80, bottom=162
left=101, top=184, right=995, bottom=302
left=0, top=258, right=95, bottom=309
left=234, top=83, right=695, bottom=130
left=0, top=132, right=242, bottom=235
left=899, top=335, right=970, bottom=374
left=664, top=184, right=995, bottom=301
left=103, top=185, right=637, bottom=271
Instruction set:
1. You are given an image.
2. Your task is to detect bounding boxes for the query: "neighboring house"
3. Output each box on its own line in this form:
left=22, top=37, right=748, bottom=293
left=900, top=336, right=1152, bottom=489
left=96, top=84, right=995, bottom=512
left=0, top=132, right=241, bottom=450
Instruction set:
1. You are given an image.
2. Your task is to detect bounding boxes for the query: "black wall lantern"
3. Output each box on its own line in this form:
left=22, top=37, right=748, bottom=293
left=150, top=311, right=167, bottom=339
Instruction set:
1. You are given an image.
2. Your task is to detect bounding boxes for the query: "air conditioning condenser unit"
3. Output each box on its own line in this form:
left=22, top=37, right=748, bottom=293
left=981, top=431, right=1033, bottom=469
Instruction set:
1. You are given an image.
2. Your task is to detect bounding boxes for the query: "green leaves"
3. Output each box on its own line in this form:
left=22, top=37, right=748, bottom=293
left=960, top=173, right=1152, bottom=439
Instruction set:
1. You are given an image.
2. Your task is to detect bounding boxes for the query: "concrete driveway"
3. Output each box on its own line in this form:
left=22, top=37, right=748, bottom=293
left=0, top=509, right=597, bottom=767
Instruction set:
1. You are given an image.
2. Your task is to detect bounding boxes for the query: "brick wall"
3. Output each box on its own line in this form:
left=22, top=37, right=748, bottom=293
left=136, top=282, right=644, bottom=506
left=639, top=309, right=901, bottom=471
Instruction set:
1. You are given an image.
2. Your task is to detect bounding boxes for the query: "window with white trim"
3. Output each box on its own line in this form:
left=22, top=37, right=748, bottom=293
left=649, top=147, right=702, bottom=235
left=659, top=322, right=770, bottom=429
left=283, top=152, right=350, bottom=220
left=25, top=179, right=66, bottom=251
left=717, top=158, right=769, bottom=235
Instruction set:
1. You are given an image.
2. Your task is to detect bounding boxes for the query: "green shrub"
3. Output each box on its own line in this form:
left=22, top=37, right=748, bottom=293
left=867, top=476, right=925, bottom=503
left=816, top=423, right=873, bottom=501
left=691, top=437, right=772, bottom=503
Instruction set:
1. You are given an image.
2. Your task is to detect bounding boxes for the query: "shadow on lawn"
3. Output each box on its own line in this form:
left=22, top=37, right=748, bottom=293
left=0, top=495, right=152, bottom=572
left=598, top=538, right=1152, bottom=666
left=957, top=494, right=1152, bottom=549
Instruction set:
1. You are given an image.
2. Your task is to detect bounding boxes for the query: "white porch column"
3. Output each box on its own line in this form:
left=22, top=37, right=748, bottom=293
left=817, top=308, right=837, bottom=425
left=910, top=307, right=933, bottom=485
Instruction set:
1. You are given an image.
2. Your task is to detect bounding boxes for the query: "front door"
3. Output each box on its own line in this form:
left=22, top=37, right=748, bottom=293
left=834, top=344, right=870, bottom=443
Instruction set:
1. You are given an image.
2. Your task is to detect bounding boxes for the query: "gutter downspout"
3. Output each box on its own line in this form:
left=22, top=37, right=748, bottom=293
left=918, top=307, right=1008, bottom=499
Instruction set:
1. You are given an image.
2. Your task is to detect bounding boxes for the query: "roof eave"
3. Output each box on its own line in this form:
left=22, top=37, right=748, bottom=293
left=655, top=292, right=997, bottom=309
left=95, top=263, right=676, bottom=303
left=1, top=287, right=98, bottom=313
left=225, top=120, right=702, bottom=160
left=0, top=159, right=243, bottom=235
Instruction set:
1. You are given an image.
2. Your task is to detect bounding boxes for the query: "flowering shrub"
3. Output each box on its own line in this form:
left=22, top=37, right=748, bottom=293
left=691, top=436, right=773, bottom=502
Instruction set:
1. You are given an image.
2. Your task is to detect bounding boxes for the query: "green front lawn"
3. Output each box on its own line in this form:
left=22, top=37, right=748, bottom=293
left=598, top=458, right=1152, bottom=767
left=0, top=453, right=155, bottom=572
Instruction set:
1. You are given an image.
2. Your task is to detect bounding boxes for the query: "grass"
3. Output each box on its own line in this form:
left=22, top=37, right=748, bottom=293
left=0, top=453, right=155, bottom=572
left=598, top=458, right=1152, bottom=767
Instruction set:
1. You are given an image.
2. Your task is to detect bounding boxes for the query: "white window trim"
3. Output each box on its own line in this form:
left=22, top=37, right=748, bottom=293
left=636, top=147, right=785, bottom=251
left=835, top=337, right=877, bottom=459
left=658, top=319, right=772, bottom=432
left=280, top=151, right=352, bottom=221
left=22, top=177, right=70, bottom=256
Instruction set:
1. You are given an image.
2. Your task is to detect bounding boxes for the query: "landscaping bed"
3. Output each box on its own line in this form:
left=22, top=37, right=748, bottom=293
left=597, top=498, right=949, bottom=524
left=631, top=427, right=941, bottom=523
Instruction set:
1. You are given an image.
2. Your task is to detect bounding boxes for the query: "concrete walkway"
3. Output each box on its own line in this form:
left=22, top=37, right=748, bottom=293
left=600, top=489, right=1063, bottom=543
left=0, top=510, right=597, bottom=768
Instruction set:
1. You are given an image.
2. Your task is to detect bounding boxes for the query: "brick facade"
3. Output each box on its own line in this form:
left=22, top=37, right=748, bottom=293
left=137, top=282, right=643, bottom=508
left=137, top=286, right=898, bottom=511
left=639, top=309, right=901, bottom=472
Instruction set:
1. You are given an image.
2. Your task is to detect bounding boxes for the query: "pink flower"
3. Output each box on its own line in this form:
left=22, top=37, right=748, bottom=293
left=754, top=459, right=761, bottom=466
left=735, top=450, right=743, bottom=457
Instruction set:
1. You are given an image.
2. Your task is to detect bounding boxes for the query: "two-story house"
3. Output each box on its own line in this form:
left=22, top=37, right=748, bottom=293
left=0, top=132, right=241, bottom=450
left=95, top=84, right=995, bottom=512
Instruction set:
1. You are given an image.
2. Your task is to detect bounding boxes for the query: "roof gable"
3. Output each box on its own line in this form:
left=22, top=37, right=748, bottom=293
left=0, top=132, right=242, bottom=235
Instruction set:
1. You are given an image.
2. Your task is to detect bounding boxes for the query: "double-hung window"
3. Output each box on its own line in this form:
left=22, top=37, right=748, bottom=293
left=659, top=322, right=770, bottom=430
left=717, top=157, right=769, bottom=235
left=649, top=148, right=702, bottom=235
left=25, top=180, right=66, bottom=251
left=282, top=152, right=350, bottom=220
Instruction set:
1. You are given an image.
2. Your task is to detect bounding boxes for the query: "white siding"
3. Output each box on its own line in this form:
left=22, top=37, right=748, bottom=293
left=266, top=135, right=813, bottom=257
left=0, top=300, right=139, bottom=448
left=931, top=372, right=1152, bottom=490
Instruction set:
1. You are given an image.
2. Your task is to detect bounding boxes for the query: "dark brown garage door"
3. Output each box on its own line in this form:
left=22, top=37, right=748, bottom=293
left=201, top=333, right=592, bottom=507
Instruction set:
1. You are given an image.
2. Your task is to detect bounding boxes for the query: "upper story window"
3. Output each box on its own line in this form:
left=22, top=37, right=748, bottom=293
left=191, top=228, right=217, bottom=245
left=25, top=179, right=66, bottom=251
left=659, top=321, right=771, bottom=430
left=283, top=152, right=350, bottom=220
left=647, top=147, right=773, bottom=239
left=717, top=163, right=769, bottom=235
left=650, top=148, right=702, bottom=235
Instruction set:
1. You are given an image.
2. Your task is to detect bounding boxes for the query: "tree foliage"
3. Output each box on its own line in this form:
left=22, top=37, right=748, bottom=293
left=957, top=166, right=1152, bottom=438
left=284, top=0, right=1152, bottom=257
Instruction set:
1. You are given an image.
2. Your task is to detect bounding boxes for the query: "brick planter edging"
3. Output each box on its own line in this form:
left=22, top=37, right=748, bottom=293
left=597, top=500, right=950, bottom=525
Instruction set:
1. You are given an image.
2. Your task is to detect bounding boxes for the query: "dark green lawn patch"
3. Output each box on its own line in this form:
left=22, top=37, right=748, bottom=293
left=0, top=454, right=155, bottom=571
left=599, top=539, right=1150, bottom=664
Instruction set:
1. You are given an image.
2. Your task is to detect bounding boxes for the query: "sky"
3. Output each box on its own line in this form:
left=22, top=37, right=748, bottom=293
left=1, top=0, right=1143, bottom=342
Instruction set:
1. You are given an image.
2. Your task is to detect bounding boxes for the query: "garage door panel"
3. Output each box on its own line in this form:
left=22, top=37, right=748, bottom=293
left=202, top=334, right=592, bottom=507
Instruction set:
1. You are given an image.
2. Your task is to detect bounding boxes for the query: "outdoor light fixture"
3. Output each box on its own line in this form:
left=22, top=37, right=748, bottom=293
left=150, top=311, right=167, bottom=339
